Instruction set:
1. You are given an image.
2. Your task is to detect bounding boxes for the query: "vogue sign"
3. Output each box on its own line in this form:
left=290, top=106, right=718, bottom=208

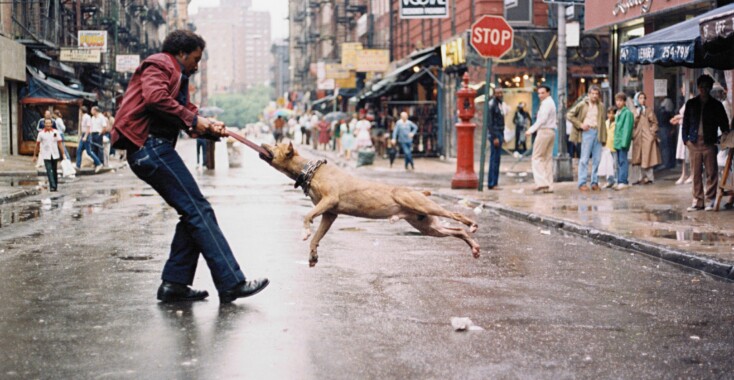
left=400, top=0, right=449, bottom=19
left=612, top=0, right=653, bottom=16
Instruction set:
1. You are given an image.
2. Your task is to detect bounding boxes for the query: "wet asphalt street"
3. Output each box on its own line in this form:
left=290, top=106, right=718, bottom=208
left=0, top=139, right=733, bottom=379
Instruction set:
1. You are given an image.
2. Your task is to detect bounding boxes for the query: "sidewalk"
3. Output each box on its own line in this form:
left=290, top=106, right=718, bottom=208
left=296, top=142, right=734, bottom=280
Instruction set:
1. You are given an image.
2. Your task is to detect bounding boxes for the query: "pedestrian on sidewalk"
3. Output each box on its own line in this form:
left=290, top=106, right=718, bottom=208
left=682, top=74, right=730, bottom=211
left=630, top=92, right=661, bottom=185
left=613, top=93, right=634, bottom=190
left=525, top=85, right=556, bottom=193
left=32, top=118, right=65, bottom=192
left=37, top=110, right=56, bottom=131
left=299, top=113, right=310, bottom=145
left=75, top=106, right=103, bottom=173
left=317, top=119, right=331, bottom=150
left=672, top=101, right=693, bottom=185
left=111, top=29, right=269, bottom=303
left=486, top=87, right=505, bottom=189
left=273, top=115, right=285, bottom=143
left=354, top=112, right=373, bottom=151
left=567, top=85, right=606, bottom=192
left=392, top=111, right=418, bottom=171
left=513, top=102, right=530, bottom=154
left=341, top=119, right=355, bottom=160
left=598, top=107, right=617, bottom=188
left=52, top=109, right=71, bottom=160
left=90, top=106, right=107, bottom=165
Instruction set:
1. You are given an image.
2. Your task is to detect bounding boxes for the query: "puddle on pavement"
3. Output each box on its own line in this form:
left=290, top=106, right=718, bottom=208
left=632, top=229, right=734, bottom=244
left=0, top=188, right=131, bottom=229
left=551, top=205, right=684, bottom=223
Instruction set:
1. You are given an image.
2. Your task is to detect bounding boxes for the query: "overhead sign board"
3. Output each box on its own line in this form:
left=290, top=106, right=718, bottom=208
left=78, top=30, right=108, bottom=50
left=400, top=0, right=449, bottom=19
left=355, top=49, right=390, bottom=72
left=441, top=36, right=467, bottom=68
left=60, top=48, right=101, bottom=63
left=325, top=63, right=351, bottom=80
left=341, top=42, right=363, bottom=70
left=116, top=54, right=140, bottom=73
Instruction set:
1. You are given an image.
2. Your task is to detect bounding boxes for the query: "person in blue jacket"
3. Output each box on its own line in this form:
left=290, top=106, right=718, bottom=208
left=391, top=111, right=418, bottom=171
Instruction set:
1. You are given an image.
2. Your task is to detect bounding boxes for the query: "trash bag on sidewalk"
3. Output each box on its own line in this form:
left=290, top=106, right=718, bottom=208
left=60, top=159, right=75, bottom=178
left=356, top=149, right=375, bottom=167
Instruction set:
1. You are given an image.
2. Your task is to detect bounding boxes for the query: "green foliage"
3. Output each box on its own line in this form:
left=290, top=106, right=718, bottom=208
left=209, top=86, right=271, bottom=128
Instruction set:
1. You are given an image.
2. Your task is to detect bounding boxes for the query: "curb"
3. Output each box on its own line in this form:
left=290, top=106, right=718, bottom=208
left=0, top=171, right=37, bottom=177
left=0, top=188, right=40, bottom=204
left=434, top=193, right=734, bottom=281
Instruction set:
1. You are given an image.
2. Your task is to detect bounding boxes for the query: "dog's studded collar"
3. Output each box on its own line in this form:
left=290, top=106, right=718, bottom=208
left=294, top=159, right=327, bottom=195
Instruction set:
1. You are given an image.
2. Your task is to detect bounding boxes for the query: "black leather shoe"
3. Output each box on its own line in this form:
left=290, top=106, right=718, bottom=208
left=157, top=281, right=209, bottom=302
left=219, top=278, right=270, bottom=304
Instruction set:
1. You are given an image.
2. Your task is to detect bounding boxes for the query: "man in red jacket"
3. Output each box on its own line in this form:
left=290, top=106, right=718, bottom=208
left=112, top=30, right=269, bottom=304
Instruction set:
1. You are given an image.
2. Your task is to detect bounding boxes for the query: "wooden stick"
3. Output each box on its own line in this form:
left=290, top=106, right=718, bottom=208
left=225, top=132, right=272, bottom=159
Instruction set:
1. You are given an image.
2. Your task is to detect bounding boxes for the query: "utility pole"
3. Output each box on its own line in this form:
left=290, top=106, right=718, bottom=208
left=552, top=1, right=574, bottom=182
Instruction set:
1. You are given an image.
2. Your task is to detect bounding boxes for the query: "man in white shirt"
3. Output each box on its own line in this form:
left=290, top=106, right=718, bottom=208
left=75, top=106, right=103, bottom=171
left=90, top=106, right=108, bottom=163
left=526, top=85, right=557, bottom=193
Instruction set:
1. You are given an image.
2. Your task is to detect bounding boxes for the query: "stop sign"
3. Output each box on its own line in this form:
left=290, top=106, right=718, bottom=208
left=470, top=15, right=514, bottom=59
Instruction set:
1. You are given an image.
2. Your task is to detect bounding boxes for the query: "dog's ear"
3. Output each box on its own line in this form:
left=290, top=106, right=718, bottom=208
left=286, top=142, right=294, bottom=158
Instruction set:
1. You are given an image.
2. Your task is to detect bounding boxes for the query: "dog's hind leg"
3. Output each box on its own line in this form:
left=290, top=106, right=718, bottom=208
left=392, top=190, right=478, bottom=233
left=302, top=196, right=338, bottom=241
left=405, top=215, right=481, bottom=258
left=309, top=212, right=337, bottom=267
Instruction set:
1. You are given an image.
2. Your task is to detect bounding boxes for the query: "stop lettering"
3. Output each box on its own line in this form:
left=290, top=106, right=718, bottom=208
left=470, top=15, right=514, bottom=59
left=472, top=28, right=512, bottom=47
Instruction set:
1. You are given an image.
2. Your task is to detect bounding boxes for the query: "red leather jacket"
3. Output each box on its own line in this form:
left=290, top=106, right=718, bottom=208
left=111, top=53, right=198, bottom=149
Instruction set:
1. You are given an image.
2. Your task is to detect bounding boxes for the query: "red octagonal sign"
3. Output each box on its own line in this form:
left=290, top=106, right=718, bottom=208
left=470, top=15, right=514, bottom=59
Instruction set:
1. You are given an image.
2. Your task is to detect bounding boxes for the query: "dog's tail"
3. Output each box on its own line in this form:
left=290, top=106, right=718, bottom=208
left=421, top=190, right=432, bottom=197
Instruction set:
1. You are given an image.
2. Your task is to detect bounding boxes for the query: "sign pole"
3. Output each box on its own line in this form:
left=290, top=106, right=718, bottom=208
left=553, top=2, right=574, bottom=182
left=477, top=58, right=492, bottom=191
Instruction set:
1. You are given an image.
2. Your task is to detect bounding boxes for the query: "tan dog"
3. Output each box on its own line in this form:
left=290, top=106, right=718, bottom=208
left=261, top=142, right=480, bottom=267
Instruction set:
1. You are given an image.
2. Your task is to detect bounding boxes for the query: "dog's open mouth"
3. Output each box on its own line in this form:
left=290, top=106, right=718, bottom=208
left=259, top=145, right=274, bottom=162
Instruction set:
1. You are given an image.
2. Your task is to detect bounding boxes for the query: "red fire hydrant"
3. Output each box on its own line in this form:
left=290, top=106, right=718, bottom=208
left=451, top=73, right=478, bottom=189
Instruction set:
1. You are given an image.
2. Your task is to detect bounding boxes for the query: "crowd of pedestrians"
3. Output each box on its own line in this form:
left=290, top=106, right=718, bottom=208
left=485, top=74, right=734, bottom=212
left=32, top=104, right=121, bottom=191
left=271, top=108, right=422, bottom=171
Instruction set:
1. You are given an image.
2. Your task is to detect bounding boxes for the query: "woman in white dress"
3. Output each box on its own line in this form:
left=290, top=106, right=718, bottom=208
left=672, top=104, right=691, bottom=184
left=354, top=114, right=373, bottom=150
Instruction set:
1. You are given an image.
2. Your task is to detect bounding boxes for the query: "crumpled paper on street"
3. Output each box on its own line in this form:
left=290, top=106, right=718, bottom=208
left=451, top=317, right=484, bottom=331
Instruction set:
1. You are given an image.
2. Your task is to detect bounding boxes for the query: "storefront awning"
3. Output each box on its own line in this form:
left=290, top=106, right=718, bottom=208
left=24, top=66, right=96, bottom=102
left=383, top=54, right=433, bottom=80
left=700, top=7, right=734, bottom=51
left=620, top=4, right=734, bottom=69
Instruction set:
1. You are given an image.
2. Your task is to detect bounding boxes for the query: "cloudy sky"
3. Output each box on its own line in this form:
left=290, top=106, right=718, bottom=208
left=189, top=0, right=289, bottom=41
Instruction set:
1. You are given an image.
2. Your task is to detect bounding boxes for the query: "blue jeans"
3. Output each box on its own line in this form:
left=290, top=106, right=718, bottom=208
left=399, top=141, right=414, bottom=169
left=607, top=151, right=618, bottom=184
left=76, top=138, right=102, bottom=168
left=91, top=132, right=103, bottom=162
left=43, top=158, right=59, bottom=191
left=578, top=129, right=602, bottom=187
left=616, top=148, right=629, bottom=184
left=127, top=136, right=246, bottom=291
left=487, top=135, right=503, bottom=188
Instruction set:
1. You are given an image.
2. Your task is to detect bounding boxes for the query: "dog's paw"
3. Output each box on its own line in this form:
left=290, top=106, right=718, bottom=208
left=389, top=215, right=400, bottom=224
left=309, top=255, right=318, bottom=267
left=472, top=246, right=481, bottom=258
left=302, top=229, right=312, bottom=241
left=470, top=224, right=478, bottom=233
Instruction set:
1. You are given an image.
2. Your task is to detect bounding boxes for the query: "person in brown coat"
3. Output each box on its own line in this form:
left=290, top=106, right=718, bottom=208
left=630, top=92, right=661, bottom=184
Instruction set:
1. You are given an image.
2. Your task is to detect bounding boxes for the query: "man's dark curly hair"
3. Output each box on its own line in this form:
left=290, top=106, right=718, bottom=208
left=161, top=30, right=206, bottom=55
